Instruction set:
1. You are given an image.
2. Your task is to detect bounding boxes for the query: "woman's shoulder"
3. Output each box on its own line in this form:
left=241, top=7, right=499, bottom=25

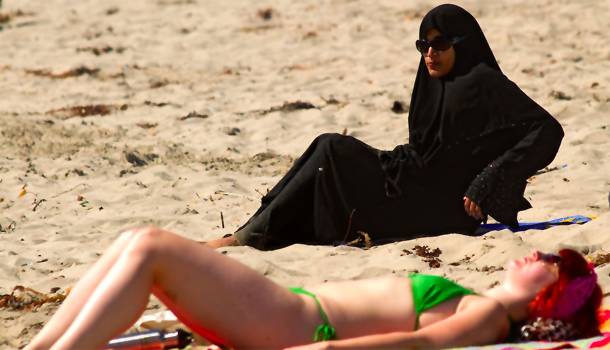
left=456, top=294, right=512, bottom=342
left=461, top=294, right=510, bottom=326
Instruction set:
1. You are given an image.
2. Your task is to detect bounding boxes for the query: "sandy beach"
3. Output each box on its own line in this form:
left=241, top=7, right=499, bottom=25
left=1, top=0, right=610, bottom=348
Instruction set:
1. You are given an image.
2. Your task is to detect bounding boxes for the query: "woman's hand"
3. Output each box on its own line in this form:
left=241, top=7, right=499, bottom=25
left=463, top=197, right=484, bottom=220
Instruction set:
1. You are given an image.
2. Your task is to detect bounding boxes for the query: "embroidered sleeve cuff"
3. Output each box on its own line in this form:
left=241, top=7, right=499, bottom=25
left=465, top=162, right=532, bottom=228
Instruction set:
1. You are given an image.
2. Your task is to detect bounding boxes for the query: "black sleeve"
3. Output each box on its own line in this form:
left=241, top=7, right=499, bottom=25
left=465, top=118, right=564, bottom=227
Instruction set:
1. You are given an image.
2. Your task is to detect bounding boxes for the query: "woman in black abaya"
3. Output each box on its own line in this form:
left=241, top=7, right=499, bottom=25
left=207, top=4, right=564, bottom=250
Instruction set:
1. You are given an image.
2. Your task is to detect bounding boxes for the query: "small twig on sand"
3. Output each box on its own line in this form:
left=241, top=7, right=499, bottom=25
left=215, top=190, right=257, bottom=202
left=220, top=212, right=225, bottom=228
left=51, top=183, right=90, bottom=198
left=0, top=221, right=17, bottom=233
left=340, top=209, right=356, bottom=246
left=346, top=231, right=372, bottom=249
left=32, top=199, right=46, bottom=211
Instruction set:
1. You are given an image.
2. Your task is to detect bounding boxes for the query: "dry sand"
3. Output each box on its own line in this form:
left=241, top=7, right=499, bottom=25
left=1, top=0, right=610, bottom=348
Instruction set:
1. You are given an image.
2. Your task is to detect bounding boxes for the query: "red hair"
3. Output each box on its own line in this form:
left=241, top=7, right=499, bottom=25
left=527, top=249, right=602, bottom=338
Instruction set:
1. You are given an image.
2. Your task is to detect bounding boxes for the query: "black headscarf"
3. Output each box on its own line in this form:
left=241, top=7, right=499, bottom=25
left=380, top=4, right=564, bottom=227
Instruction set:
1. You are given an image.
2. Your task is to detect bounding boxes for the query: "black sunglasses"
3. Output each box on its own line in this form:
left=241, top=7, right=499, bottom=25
left=415, top=35, right=467, bottom=54
left=541, top=254, right=562, bottom=267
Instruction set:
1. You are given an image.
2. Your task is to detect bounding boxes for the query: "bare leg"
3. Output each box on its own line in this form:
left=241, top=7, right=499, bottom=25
left=26, top=230, right=139, bottom=350
left=48, top=228, right=322, bottom=350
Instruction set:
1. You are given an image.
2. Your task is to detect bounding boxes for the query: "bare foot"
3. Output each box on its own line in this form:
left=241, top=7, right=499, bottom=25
left=201, top=235, right=240, bottom=249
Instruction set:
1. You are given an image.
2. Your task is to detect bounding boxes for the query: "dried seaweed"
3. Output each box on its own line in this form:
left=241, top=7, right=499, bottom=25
left=449, top=254, right=475, bottom=266
left=125, top=151, right=152, bottom=167
left=136, top=123, right=158, bottom=129
left=521, top=68, right=544, bottom=78
left=400, top=249, right=412, bottom=256
left=144, top=101, right=169, bottom=107
left=0, top=286, right=70, bottom=311
left=321, top=96, right=341, bottom=105
left=76, top=46, right=126, bottom=56
left=26, top=66, right=100, bottom=79
left=222, top=127, right=240, bottom=135
left=259, top=100, right=317, bottom=116
left=150, top=80, right=169, bottom=89
left=413, top=245, right=442, bottom=258
left=180, top=112, right=208, bottom=120
left=256, top=8, right=274, bottom=20
left=586, top=249, right=610, bottom=267
left=403, top=245, right=443, bottom=268
left=157, top=0, right=196, bottom=4
left=278, top=65, right=312, bottom=73
left=481, top=265, right=504, bottom=273
left=239, top=24, right=281, bottom=33
left=46, top=104, right=113, bottom=118
left=0, top=9, right=34, bottom=24
left=303, top=31, right=317, bottom=39
left=549, top=90, right=572, bottom=101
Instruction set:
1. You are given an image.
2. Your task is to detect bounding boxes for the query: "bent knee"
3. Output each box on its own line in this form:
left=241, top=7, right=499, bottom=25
left=122, top=227, right=168, bottom=259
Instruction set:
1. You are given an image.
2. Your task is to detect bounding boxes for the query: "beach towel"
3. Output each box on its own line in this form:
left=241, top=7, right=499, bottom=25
left=455, top=306, right=610, bottom=349
left=130, top=306, right=610, bottom=349
left=476, top=215, right=596, bottom=235
left=453, top=334, right=610, bottom=350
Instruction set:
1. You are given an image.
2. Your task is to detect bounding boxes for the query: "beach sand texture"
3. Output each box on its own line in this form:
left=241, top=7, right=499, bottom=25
left=1, top=0, right=610, bottom=347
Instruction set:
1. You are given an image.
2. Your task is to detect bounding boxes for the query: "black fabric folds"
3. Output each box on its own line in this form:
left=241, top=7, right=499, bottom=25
left=234, top=4, right=564, bottom=250
left=379, top=4, right=564, bottom=227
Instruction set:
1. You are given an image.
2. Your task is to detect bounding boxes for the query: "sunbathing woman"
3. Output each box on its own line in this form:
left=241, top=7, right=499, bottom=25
left=26, top=228, right=601, bottom=349
left=207, top=4, right=565, bottom=250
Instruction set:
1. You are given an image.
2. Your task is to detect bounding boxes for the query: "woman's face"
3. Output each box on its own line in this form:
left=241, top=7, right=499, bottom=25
left=506, top=250, right=559, bottom=293
left=423, top=28, right=456, bottom=78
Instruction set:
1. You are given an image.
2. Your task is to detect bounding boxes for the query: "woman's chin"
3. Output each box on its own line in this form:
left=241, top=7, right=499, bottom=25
left=427, top=68, right=447, bottom=78
left=506, top=259, right=521, bottom=270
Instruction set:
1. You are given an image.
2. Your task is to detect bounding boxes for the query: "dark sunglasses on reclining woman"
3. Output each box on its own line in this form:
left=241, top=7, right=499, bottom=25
left=415, top=35, right=467, bottom=53
left=541, top=253, right=562, bottom=267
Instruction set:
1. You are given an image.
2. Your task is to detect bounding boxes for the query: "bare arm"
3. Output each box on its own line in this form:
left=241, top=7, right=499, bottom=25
left=286, top=298, right=508, bottom=350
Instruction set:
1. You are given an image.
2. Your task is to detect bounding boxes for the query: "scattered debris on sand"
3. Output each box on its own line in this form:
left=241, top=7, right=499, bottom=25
left=26, top=66, right=100, bottom=79
left=549, top=90, right=572, bottom=100
left=46, top=104, right=112, bottom=118
left=136, top=122, right=159, bottom=129
left=256, top=8, right=274, bottom=20
left=586, top=249, right=610, bottom=267
left=1, top=286, right=70, bottom=311
left=259, top=100, right=317, bottom=116
left=391, top=101, right=409, bottom=114
left=76, top=45, right=127, bottom=56
left=106, top=7, right=119, bottom=15
left=150, top=80, right=169, bottom=89
left=402, top=245, right=442, bottom=268
left=180, top=111, right=208, bottom=120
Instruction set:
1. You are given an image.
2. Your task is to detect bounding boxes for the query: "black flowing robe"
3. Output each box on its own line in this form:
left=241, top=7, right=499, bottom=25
left=233, top=4, right=564, bottom=250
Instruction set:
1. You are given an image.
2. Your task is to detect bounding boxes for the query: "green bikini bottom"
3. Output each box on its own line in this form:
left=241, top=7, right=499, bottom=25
left=288, top=287, right=338, bottom=342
